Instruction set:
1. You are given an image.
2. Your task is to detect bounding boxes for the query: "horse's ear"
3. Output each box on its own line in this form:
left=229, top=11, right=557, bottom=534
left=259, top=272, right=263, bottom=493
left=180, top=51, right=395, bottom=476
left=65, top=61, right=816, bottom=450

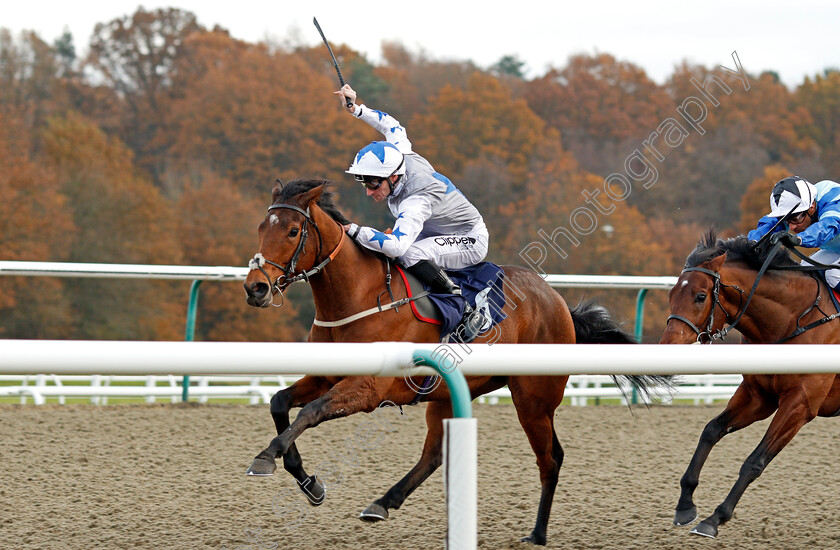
left=297, top=184, right=325, bottom=207
left=708, top=252, right=727, bottom=272
left=271, top=178, right=284, bottom=201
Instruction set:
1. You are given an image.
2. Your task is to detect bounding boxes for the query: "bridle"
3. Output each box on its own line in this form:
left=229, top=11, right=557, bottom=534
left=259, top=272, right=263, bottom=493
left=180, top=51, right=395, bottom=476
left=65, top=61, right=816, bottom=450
left=666, top=237, right=839, bottom=344
left=666, top=266, right=746, bottom=344
left=248, top=203, right=346, bottom=307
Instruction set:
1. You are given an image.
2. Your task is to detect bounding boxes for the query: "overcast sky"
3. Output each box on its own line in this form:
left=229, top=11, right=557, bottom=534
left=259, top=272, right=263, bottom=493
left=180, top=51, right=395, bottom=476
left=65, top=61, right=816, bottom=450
left=4, top=1, right=839, bottom=87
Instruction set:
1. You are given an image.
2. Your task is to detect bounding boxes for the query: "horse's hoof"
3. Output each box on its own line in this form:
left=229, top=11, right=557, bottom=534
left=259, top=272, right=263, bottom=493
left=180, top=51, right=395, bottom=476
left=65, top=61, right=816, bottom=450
left=246, top=456, right=276, bottom=476
left=520, top=532, right=547, bottom=546
left=690, top=521, right=718, bottom=539
left=298, top=475, right=326, bottom=506
left=673, top=506, right=698, bottom=526
left=359, top=502, right=389, bottom=522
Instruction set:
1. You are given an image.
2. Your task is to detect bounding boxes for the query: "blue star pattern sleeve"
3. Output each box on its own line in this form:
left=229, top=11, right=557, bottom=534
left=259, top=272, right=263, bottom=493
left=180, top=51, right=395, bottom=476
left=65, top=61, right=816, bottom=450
left=747, top=216, right=782, bottom=241
left=346, top=196, right=432, bottom=258
left=353, top=104, right=412, bottom=153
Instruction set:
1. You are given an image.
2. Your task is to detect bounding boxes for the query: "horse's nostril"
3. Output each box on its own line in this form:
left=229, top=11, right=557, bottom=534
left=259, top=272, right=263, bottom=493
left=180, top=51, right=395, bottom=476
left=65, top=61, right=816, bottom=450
left=244, top=281, right=270, bottom=298
left=253, top=282, right=269, bottom=297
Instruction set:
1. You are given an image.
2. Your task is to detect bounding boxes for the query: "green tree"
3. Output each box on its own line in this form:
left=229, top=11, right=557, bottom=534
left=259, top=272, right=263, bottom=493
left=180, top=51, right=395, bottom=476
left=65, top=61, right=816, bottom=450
left=490, top=55, right=527, bottom=79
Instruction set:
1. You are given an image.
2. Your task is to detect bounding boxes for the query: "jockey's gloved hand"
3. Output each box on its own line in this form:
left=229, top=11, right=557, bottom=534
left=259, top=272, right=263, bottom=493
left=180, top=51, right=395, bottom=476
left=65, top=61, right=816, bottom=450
left=769, top=231, right=801, bottom=247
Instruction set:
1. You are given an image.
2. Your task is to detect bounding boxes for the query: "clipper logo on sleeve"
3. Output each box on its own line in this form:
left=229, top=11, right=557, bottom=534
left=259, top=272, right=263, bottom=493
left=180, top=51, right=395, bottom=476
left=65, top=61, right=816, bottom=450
left=434, top=236, right=477, bottom=247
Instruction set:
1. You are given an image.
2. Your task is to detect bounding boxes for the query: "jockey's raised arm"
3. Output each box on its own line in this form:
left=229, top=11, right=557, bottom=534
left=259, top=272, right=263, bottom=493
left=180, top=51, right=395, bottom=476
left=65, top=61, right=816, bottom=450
left=338, top=83, right=489, bottom=342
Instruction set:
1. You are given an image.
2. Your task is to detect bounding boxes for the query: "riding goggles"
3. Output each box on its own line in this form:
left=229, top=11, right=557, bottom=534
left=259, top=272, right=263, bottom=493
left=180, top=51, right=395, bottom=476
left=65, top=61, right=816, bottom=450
left=354, top=157, right=405, bottom=190
left=784, top=210, right=808, bottom=224
left=355, top=174, right=387, bottom=190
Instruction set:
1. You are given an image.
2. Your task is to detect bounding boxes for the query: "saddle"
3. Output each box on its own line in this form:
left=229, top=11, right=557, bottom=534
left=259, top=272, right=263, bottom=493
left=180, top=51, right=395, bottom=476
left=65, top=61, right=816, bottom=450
left=395, top=266, right=443, bottom=325
left=395, top=262, right=508, bottom=342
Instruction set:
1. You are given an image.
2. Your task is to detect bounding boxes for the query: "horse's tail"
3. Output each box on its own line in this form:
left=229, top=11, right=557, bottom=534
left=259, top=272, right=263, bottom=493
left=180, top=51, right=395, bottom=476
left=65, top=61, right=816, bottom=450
left=570, top=298, right=635, bottom=344
left=569, top=299, right=676, bottom=400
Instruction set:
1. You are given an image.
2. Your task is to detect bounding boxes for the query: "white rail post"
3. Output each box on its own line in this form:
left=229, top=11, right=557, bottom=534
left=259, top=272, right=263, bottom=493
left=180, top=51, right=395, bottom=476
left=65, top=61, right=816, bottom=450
left=444, top=418, right=477, bottom=550
left=145, top=376, right=156, bottom=404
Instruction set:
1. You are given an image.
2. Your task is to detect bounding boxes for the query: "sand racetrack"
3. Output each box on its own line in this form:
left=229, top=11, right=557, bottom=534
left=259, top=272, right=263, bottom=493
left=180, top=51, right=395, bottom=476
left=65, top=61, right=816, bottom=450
left=1, top=402, right=839, bottom=549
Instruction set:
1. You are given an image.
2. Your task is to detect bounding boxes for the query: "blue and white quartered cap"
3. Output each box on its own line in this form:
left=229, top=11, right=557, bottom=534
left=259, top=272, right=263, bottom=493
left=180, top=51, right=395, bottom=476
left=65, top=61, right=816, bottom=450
left=346, top=141, right=406, bottom=178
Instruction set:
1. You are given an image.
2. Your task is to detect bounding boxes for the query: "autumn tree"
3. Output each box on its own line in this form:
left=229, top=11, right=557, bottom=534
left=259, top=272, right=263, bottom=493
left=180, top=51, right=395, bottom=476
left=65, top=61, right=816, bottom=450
left=668, top=65, right=816, bottom=166
left=410, top=72, right=561, bottom=183
left=0, top=109, right=76, bottom=337
left=737, top=164, right=792, bottom=234
left=161, top=30, right=358, bottom=200
left=0, top=29, right=77, bottom=133
left=521, top=53, right=673, bottom=175
left=629, top=120, right=771, bottom=228
left=85, top=7, right=204, bottom=181
left=796, top=70, right=840, bottom=176
left=41, top=112, right=184, bottom=340
left=176, top=173, right=305, bottom=342
left=375, top=41, right=478, bottom=120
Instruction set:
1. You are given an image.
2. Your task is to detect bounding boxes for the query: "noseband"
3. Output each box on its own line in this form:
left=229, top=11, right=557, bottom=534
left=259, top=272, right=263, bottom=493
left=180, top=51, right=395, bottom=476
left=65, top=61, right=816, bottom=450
left=666, top=267, right=745, bottom=344
left=248, top=203, right=345, bottom=306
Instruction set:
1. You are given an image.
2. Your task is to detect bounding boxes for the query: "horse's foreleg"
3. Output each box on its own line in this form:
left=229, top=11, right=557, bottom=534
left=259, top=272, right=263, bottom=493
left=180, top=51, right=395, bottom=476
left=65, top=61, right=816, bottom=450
left=509, top=377, right=565, bottom=546
left=691, top=380, right=830, bottom=539
left=249, top=376, right=385, bottom=478
left=253, top=376, right=333, bottom=505
left=359, top=400, right=451, bottom=522
left=674, top=382, right=775, bottom=527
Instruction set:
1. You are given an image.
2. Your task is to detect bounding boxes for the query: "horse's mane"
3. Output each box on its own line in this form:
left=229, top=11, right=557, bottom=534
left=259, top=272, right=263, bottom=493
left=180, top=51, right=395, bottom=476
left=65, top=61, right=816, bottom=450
left=274, top=178, right=351, bottom=225
left=685, top=227, right=799, bottom=270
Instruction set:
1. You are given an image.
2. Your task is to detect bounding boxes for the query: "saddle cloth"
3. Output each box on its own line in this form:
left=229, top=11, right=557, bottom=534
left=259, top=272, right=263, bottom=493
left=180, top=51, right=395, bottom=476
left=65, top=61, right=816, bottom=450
left=396, top=262, right=508, bottom=339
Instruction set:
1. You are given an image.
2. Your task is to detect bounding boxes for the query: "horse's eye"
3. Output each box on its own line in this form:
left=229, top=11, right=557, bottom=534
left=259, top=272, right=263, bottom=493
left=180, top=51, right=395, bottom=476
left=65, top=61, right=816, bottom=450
left=695, top=293, right=707, bottom=303
left=288, top=228, right=299, bottom=238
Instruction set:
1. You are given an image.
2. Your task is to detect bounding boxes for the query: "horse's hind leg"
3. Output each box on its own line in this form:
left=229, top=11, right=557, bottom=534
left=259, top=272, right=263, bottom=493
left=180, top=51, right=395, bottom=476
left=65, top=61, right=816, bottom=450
left=674, top=382, right=775, bottom=527
left=691, top=377, right=831, bottom=539
left=359, top=400, right=451, bottom=521
left=508, top=376, right=566, bottom=546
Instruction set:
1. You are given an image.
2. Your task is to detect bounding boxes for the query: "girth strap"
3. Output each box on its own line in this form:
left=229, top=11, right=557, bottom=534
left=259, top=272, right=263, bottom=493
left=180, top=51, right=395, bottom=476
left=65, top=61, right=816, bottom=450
left=313, top=290, right=430, bottom=328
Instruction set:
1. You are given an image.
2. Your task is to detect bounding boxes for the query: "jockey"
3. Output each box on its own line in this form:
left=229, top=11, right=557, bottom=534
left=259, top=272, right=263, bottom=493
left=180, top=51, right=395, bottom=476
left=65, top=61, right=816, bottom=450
left=748, top=176, right=840, bottom=289
left=336, top=84, right=489, bottom=341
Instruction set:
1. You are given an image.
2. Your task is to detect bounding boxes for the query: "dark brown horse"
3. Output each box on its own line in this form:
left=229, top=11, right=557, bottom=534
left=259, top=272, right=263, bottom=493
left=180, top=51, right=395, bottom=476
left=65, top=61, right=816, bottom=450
left=661, top=229, right=840, bottom=538
left=243, top=179, right=666, bottom=545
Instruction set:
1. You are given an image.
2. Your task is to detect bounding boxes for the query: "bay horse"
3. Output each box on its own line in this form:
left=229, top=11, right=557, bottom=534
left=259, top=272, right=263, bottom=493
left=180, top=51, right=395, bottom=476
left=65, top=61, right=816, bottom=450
left=661, top=228, right=840, bottom=539
left=243, top=178, right=667, bottom=545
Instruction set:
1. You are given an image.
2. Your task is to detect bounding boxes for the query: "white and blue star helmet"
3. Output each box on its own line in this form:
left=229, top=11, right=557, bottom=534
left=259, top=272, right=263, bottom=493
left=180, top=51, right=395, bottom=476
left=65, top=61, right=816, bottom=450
left=768, top=176, right=816, bottom=217
left=346, top=141, right=406, bottom=179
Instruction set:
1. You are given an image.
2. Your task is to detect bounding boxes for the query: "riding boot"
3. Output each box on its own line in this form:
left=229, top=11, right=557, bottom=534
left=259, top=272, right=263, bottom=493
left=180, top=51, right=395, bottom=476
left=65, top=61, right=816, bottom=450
left=406, top=260, right=485, bottom=343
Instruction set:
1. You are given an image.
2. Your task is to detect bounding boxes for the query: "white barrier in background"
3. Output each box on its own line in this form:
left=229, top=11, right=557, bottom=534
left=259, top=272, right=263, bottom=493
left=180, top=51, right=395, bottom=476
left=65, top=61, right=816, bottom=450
left=0, top=260, right=678, bottom=288
left=0, top=373, right=744, bottom=406
left=0, top=374, right=299, bottom=405
left=0, top=261, right=249, bottom=280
